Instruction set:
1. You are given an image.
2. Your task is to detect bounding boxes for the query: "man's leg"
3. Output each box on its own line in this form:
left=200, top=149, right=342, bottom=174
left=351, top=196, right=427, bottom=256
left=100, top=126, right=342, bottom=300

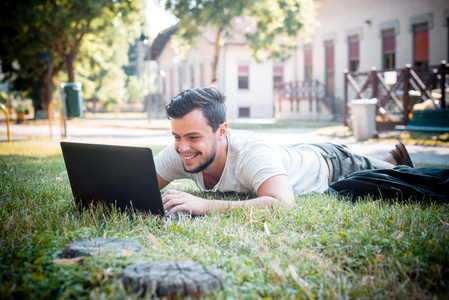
left=368, top=156, right=396, bottom=168
left=367, top=142, right=414, bottom=168
left=311, top=142, right=412, bottom=183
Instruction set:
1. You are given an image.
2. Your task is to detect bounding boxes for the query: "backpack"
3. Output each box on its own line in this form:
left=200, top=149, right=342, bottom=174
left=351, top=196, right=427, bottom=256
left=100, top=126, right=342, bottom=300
left=327, top=166, right=449, bottom=203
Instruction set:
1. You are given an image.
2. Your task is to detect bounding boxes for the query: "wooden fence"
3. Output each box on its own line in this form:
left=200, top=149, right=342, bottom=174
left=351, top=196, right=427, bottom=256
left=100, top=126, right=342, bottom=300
left=344, top=61, right=448, bottom=131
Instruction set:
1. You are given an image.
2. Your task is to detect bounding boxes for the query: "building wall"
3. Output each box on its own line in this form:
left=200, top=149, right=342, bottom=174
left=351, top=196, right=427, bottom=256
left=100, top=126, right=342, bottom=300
left=220, top=44, right=275, bottom=119
left=296, top=0, right=449, bottom=104
left=156, top=36, right=287, bottom=119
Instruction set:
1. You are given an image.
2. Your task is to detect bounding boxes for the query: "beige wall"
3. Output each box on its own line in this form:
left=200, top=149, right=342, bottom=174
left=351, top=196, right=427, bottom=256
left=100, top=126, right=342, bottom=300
left=156, top=35, right=286, bottom=119
left=296, top=0, right=449, bottom=103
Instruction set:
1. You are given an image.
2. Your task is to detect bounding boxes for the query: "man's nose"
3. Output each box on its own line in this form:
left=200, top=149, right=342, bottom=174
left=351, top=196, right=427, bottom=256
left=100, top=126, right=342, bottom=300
left=177, top=139, right=190, bottom=152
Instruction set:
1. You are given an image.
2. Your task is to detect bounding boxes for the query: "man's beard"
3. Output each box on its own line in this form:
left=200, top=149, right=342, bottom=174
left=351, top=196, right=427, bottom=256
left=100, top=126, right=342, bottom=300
left=182, top=142, right=217, bottom=174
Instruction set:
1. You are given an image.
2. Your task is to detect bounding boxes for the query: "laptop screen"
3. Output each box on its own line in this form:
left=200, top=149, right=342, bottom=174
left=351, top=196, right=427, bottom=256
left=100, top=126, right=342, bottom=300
left=61, top=141, right=164, bottom=215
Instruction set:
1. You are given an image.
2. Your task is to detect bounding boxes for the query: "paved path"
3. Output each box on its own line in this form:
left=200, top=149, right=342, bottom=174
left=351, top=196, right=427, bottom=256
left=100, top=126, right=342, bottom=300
left=1, top=121, right=449, bottom=166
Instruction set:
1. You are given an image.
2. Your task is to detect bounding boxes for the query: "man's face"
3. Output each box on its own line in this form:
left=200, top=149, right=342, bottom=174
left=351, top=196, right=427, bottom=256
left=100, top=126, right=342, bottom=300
left=171, top=109, right=221, bottom=173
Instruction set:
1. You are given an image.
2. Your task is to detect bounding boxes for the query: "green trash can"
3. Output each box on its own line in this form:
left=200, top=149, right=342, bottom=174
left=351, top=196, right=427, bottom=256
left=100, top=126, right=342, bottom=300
left=61, top=82, right=83, bottom=118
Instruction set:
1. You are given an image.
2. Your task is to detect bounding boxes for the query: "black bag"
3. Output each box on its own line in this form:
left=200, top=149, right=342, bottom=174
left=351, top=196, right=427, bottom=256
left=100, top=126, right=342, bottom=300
left=327, top=166, right=449, bottom=202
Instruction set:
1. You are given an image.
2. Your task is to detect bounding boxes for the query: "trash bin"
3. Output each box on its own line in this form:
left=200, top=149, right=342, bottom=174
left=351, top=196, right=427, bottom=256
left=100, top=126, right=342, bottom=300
left=350, top=98, right=378, bottom=141
left=60, top=82, right=83, bottom=118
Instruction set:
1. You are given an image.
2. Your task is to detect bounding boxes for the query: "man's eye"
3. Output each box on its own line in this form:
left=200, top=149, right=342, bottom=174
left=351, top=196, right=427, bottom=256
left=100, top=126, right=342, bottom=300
left=174, top=136, right=181, bottom=140
left=190, top=136, right=199, bottom=140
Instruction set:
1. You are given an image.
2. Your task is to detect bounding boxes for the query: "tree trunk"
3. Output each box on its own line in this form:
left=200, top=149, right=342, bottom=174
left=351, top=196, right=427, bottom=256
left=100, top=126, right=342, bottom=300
left=40, top=72, right=50, bottom=111
left=66, top=53, right=76, bottom=82
left=211, top=26, right=223, bottom=81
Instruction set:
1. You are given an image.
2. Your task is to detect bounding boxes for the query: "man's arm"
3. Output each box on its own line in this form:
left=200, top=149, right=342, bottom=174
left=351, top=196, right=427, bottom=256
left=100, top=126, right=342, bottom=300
left=157, top=174, right=171, bottom=190
left=162, top=174, right=294, bottom=216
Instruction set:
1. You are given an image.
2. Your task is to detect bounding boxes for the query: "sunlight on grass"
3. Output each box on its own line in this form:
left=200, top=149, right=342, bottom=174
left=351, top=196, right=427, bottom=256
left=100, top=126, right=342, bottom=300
left=0, top=139, right=62, bottom=157
left=1, top=139, right=448, bottom=299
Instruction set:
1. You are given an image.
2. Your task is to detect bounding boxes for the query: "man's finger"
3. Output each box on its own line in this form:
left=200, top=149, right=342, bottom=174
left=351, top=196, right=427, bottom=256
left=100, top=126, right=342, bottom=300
left=166, top=204, right=189, bottom=216
left=162, top=189, right=185, bottom=198
left=162, top=192, right=181, bottom=204
left=163, top=198, right=184, bottom=209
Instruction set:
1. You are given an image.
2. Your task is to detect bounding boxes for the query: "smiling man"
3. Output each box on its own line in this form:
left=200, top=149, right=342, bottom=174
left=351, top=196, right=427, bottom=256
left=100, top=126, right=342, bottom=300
left=155, top=87, right=413, bottom=216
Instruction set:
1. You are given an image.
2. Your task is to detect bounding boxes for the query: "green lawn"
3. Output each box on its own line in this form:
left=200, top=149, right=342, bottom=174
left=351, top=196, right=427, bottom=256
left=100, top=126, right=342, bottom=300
left=1, top=139, right=448, bottom=299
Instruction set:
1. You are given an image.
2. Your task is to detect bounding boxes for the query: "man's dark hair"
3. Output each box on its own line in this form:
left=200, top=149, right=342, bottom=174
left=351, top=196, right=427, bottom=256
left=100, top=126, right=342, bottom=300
left=166, top=87, right=227, bottom=132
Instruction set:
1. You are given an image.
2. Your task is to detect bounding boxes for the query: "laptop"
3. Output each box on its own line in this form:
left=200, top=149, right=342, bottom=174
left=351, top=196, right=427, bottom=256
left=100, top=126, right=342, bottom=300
left=60, top=141, right=165, bottom=215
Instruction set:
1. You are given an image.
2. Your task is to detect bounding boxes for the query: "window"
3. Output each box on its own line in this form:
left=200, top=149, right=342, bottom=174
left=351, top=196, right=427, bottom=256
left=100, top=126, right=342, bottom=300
left=382, top=29, right=395, bottom=70
left=348, top=36, right=359, bottom=72
left=413, top=23, right=429, bottom=67
left=304, top=44, right=312, bottom=81
left=447, top=15, right=449, bottom=61
left=325, top=41, right=334, bottom=97
left=273, top=65, right=283, bottom=88
left=446, top=10, right=449, bottom=61
left=238, top=64, right=249, bottom=89
left=239, top=107, right=250, bottom=118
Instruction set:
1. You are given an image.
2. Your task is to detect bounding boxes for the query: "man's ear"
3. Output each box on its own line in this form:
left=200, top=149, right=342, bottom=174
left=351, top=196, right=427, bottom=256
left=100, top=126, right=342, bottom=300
left=218, top=122, right=228, bottom=141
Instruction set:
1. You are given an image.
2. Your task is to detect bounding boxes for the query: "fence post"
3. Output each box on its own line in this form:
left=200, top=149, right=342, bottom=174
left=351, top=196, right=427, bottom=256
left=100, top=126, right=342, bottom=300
left=441, top=60, right=447, bottom=109
left=403, top=64, right=411, bottom=124
left=371, top=67, right=378, bottom=99
left=344, top=69, right=349, bottom=126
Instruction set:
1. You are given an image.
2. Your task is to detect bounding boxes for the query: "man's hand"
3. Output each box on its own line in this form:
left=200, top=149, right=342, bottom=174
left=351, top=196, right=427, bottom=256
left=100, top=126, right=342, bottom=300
left=162, top=190, right=211, bottom=216
left=162, top=175, right=295, bottom=216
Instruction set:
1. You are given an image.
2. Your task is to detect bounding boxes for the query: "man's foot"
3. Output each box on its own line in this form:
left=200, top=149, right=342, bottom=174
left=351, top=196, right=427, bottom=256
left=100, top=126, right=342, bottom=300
left=389, top=142, right=414, bottom=167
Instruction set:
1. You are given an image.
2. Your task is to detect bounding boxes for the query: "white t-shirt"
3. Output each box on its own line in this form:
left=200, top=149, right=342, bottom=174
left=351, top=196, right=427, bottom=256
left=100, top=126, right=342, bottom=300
left=154, top=129, right=329, bottom=195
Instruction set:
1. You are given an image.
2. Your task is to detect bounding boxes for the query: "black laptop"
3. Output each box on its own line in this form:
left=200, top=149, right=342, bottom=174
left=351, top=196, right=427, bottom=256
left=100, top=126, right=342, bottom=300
left=60, top=141, right=165, bottom=215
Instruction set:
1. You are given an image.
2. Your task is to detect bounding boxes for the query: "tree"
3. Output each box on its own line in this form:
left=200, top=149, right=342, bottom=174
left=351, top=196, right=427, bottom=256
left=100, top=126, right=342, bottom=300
left=162, top=0, right=306, bottom=80
left=0, top=0, right=61, bottom=110
left=126, top=76, right=146, bottom=104
left=76, top=16, right=142, bottom=112
left=0, top=0, right=145, bottom=110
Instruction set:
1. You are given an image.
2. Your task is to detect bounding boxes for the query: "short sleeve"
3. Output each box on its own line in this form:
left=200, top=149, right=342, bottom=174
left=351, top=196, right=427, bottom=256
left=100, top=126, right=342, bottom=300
left=154, top=143, right=187, bottom=182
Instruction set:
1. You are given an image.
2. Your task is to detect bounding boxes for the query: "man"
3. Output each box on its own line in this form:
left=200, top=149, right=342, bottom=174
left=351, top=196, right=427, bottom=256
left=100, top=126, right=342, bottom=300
left=211, top=78, right=218, bottom=88
left=155, top=87, right=413, bottom=216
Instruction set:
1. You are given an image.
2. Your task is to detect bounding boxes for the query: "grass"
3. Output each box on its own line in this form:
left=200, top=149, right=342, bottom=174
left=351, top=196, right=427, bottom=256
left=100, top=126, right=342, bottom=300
left=1, top=139, right=449, bottom=299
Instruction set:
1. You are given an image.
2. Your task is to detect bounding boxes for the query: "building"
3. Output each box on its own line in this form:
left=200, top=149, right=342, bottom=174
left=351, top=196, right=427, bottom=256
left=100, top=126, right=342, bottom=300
left=149, top=0, right=449, bottom=121
left=297, top=0, right=449, bottom=118
left=149, top=23, right=294, bottom=120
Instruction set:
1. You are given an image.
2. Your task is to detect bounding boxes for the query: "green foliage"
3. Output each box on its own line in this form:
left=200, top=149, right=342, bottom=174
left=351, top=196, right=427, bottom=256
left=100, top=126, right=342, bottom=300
left=245, top=0, right=305, bottom=61
left=126, top=76, right=146, bottom=103
left=1, top=140, right=449, bottom=299
left=76, top=20, right=130, bottom=111
left=0, top=0, right=145, bottom=108
left=162, top=0, right=308, bottom=75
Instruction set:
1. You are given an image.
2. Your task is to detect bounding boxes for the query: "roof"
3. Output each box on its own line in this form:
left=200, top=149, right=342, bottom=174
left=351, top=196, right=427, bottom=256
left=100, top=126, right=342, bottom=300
left=149, top=25, right=179, bottom=60
left=148, top=18, right=256, bottom=60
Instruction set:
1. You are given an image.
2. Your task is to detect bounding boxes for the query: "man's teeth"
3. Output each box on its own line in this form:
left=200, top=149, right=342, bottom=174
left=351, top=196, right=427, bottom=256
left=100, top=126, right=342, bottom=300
left=184, top=154, right=197, bottom=160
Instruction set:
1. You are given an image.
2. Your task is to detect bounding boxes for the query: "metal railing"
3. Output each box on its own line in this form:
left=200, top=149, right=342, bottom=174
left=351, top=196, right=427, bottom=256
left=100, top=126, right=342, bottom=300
left=273, top=80, right=334, bottom=114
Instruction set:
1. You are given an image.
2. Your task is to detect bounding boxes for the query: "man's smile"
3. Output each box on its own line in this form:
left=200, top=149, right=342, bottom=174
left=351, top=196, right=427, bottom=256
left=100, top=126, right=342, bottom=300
left=180, top=152, right=200, bottom=161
